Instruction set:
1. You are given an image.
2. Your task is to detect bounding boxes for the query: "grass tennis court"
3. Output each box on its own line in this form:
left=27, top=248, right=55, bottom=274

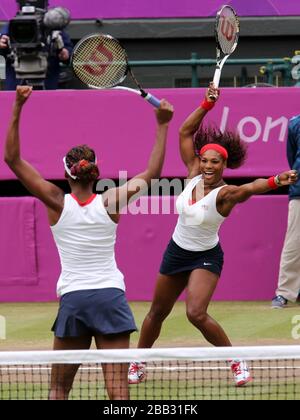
left=0, top=301, right=299, bottom=400
left=0, top=301, right=299, bottom=349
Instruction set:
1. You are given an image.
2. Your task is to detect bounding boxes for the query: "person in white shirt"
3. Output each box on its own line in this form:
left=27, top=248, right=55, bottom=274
left=4, top=85, right=174, bottom=400
left=128, top=83, right=298, bottom=387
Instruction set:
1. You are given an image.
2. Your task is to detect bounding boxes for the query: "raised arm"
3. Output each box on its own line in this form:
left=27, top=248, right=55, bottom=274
left=179, top=83, right=219, bottom=173
left=4, top=86, right=64, bottom=214
left=218, top=171, right=298, bottom=216
left=103, top=99, right=174, bottom=215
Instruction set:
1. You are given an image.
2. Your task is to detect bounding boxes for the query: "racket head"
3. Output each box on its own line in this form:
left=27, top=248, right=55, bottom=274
left=215, top=5, right=239, bottom=57
left=71, top=33, right=129, bottom=89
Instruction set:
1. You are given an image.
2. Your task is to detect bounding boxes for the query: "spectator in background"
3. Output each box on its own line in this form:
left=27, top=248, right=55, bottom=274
left=0, top=24, right=73, bottom=90
left=272, top=115, right=300, bottom=308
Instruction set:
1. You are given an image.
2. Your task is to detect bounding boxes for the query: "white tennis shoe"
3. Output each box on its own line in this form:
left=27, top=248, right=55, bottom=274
left=128, top=362, right=146, bottom=384
left=230, top=360, right=252, bottom=387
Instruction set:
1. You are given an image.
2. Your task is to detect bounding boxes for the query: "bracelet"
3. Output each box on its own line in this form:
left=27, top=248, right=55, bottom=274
left=274, top=174, right=282, bottom=186
left=267, top=176, right=279, bottom=189
left=200, top=99, right=215, bottom=111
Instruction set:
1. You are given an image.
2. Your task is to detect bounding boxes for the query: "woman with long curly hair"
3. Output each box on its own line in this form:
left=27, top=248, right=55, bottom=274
left=128, top=83, right=298, bottom=387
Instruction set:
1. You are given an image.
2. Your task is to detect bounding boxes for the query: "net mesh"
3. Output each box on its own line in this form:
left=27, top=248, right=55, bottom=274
left=216, top=6, right=239, bottom=55
left=72, top=34, right=128, bottom=88
left=0, top=347, right=299, bottom=400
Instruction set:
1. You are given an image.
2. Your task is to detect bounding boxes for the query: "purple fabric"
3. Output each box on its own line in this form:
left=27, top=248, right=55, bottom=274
left=0, top=88, right=298, bottom=180
left=0, top=197, right=38, bottom=286
left=0, top=196, right=288, bottom=302
left=1, top=1, right=300, bottom=20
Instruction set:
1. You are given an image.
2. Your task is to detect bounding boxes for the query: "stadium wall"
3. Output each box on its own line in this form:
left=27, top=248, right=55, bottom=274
left=0, top=88, right=297, bottom=179
left=0, top=196, right=288, bottom=302
left=0, top=87, right=297, bottom=302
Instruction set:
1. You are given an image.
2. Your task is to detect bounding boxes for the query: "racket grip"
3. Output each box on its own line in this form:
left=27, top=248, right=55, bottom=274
left=144, top=93, right=161, bottom=108
left=209, top=69, right=221, bottom=100
left=213, top=68, right=221, bottom=89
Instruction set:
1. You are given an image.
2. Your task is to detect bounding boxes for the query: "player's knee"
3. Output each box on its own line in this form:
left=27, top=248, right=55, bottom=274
left=186, top=307, right=207, bottom=326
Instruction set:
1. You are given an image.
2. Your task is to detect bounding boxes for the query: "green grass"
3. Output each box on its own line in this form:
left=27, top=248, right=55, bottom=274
left=1, top=381, right=299, bottom=400
left=0, top=301, right=299, bottom=349
left=0, top=301, right=299, bottom=400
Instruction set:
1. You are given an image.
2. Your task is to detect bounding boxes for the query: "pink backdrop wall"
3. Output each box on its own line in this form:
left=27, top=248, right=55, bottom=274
left=0, top=196, right=288, bottom=302
left=0, top=88, right=298, bottom=180
left=1, top=0, right=299, bottom=20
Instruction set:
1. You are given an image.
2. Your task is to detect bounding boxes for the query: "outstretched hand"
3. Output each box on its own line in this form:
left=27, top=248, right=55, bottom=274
left=15, top=85, right=33, bottom=107
left=155, top=99, right=174, bottom=125
left=278, top=170, right=298, bottom=186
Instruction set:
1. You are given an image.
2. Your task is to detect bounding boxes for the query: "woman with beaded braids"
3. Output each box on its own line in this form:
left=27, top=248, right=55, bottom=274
left=128, top=83, right=298, bottom=387
left=4, top=86, right=174, bottom=400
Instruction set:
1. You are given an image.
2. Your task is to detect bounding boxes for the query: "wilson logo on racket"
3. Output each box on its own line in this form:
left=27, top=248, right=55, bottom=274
left=83, top=43, right=113, bottom=76
left=220, top=16, right=234, bottom=41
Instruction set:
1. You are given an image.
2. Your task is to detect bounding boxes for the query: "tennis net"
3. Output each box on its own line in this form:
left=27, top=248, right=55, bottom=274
left=0, top=346, right=299, bottom=400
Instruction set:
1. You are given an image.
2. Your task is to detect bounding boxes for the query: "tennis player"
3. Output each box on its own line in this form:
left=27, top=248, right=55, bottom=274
left=4, top=85, right=174, bottom=400
left=128, top=83, right=298, bottom=387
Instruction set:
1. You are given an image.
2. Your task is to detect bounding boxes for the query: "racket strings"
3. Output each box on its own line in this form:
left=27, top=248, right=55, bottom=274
left=217, top=9, right=239, bottom=55
left=72, top=35, right=128, bottom=88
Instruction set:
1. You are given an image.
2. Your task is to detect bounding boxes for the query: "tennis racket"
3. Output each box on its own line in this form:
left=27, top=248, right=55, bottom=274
left=209, top=5, right=239, bottom=99
left=71, top=33, right=161, bottom=108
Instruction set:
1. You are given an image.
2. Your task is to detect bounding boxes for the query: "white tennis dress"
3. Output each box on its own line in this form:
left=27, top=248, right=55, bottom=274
left=51, top=194, right=124, bottom=297
left=172, top=175, right=227, bottom=251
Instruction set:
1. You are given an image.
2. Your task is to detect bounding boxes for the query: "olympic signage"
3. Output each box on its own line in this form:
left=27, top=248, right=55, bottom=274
left=0, top=88, right=299, bottom=180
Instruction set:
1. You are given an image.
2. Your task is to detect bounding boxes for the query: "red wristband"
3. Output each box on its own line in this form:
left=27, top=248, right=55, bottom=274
left=267, top=176, right=278, bottom=189
left=200, top=99, right=215, bottom=111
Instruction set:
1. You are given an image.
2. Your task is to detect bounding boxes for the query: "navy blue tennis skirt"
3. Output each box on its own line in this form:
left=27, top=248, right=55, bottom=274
left=159, top=238, right=224, bottom=276
left=52, top=288, right=137, bottom=338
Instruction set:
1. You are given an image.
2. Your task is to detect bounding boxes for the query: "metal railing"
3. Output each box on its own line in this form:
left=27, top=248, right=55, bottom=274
left=0, top=53, right=299, bottom=87
left=129, top=52, right=298, bottom=87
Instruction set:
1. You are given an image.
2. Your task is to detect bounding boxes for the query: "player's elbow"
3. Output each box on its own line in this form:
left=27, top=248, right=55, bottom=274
left=4, top=153, right=19, bottom=167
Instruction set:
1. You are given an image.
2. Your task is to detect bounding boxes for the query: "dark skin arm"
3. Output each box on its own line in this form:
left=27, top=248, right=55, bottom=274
left=4, top=86, right=64, bottom=225
left=179, top=83, right=219, bottom=176
left=102, top=99, right=174, bottom=222
left=217, top=171, right=298, bottom=217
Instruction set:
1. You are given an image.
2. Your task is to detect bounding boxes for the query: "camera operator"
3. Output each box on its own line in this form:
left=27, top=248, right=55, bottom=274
left=0, top=2, right=73, bottom=90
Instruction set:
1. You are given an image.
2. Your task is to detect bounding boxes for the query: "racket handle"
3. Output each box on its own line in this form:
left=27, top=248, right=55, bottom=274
left=144, top=93, right=161, bottom=108
left=213, top=68, right=221, bottom=88
left=209, top=68, right=221, bottom=100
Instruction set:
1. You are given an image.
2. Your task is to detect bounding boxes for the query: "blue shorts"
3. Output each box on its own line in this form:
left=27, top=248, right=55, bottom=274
left=159, top=239, right=224, bottom=277
left=52, top=288, right=137, bottom=338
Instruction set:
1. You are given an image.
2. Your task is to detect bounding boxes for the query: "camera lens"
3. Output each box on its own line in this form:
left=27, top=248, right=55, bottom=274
left=10, top=21, right=37, bottom=44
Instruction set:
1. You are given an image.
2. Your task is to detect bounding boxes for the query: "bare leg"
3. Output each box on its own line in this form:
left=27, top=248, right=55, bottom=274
left=138, top=272, right=188, bottom=348
left=95, top=333, right=130, bottom=400
left=49, top=335, right=92, bottom=400
left=186, top=269, right=232, bottom=347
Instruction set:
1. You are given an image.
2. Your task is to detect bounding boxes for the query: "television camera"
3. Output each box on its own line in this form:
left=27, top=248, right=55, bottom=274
left=8, top=1, right=70, bottom=87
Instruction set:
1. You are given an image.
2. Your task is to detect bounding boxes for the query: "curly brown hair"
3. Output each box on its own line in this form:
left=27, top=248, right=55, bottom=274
left=194, top=125, right=247, bottom=169
left=65, top=145, right=99, bottom=183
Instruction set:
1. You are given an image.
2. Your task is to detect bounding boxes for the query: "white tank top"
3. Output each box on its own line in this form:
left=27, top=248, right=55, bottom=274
left=51, top=194, right=124, bottom=297
left=172, top=175, right=226, bottom=251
